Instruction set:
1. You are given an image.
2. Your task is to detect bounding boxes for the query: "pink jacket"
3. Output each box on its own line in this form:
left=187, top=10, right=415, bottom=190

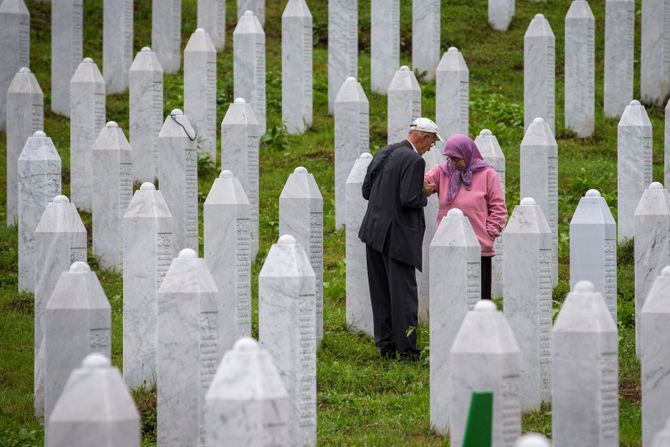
left=424, top=165, right=507, bottom=256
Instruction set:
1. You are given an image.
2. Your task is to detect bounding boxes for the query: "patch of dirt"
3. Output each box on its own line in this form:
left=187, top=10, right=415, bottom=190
left=620, top=380, right=640, bottom=404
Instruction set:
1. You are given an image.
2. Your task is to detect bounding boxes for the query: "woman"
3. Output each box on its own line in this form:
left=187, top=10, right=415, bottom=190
left=424, top=134, right=507, bottom=300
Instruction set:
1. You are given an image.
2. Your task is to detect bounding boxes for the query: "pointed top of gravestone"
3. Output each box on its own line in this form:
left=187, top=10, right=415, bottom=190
left=158, top=249, right=218, bottom=296
left=7, top=67, right=43, bottom=96
left=280, top=167, right=323, bottom=200
left=278, top=234, right=296, bottom=245
left=53, top=195, right=69, bottom=203
left=0, top=0, right=29, bottom=15
left=33, top=130, right=46, bottom=138
left=474, top=129, right=504, bottom=162
left=70, top=261, right=90, bottom=273
left=447, top=208, right=464, bottom=217
left=180, top=248, right=197, bottom=258
left=650, top=182, right=664, bottom=189
left=431, top=206, right=481, bottom=249
left=259, top=235, right=315, bottom=279
left=389, top=66, right=420, bottom=92
left=570, top=188, right=615, bottom=228
left=525, top=13, right=554, bottom=38
left=335, top=77, right=369, bottom=104
left=159, top=110, right=196, bottom=139
left=641, top=267, right=670, bottom=315
left=283, top=0, right=312, bottom=18
left=566, top=0, right=595, bottom=19
left=92, top=121, right=131, bottom=152
left=634, top=182, right=670, bottom=216
left=222, top=98, right=260, bottom=126
left=185, top=27, right=216, bottom=53
left=46, top=263, right=109, bottom=311
left=451, top=296, right=521, bottom=354
left=19, top=67, right=30, bottom=73
left=220, top=170, right=233, bottom=179
left=204, top=169, right=251, bottom=207
left=72, top=57, right=105, bottom=85
left=35, top=195, right=87, bottom=234
left=663, top=266, right=670, bottom=276
left=346, top=152, right=374, bottom=185
left=521, top=197, right=536, bottom=206
left=585, top=189, right=601, bottom=198
left=474, top=300, right=497, bottom=312
left=235, top=337, right=257, bottom=351
left=18, top=131, right=60, bottom=162
left=82, top=353, right=110, bottom=368
left=140, top=182, right=155, bottom=191
left=553, top=280, right=616, bottom=333
left=130, top=46, right=163, bottom=73
left=505, top=198, right=552, bottom=235
left=514, top=434, right=551, bottom=447
left=124, top=182, right=172, bottom=219
left=619, top=100, right=651, bottom=127
left=234, top=97, right=246, bottom=104
left=521, top=117, right=557, bottom=147
left=437, top=47, right=468, bottom=73
left=234, top=9, right=264, bottom=34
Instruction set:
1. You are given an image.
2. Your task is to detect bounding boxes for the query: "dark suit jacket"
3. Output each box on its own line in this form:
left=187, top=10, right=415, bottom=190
left=358, top=140, right=427, bottom=270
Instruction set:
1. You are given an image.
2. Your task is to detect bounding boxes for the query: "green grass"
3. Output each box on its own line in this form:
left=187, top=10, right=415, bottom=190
left=0, top=0, right=656, bottom=445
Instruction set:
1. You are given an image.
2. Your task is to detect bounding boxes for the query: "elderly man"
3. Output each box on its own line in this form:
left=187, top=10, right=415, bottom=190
left=358, top=118, right=443, bottom=361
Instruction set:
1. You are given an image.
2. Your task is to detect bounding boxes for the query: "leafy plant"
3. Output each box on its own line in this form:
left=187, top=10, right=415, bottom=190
left=197, top=152, right=217, bottom=177
left=261, top=124, right=290, bottom=151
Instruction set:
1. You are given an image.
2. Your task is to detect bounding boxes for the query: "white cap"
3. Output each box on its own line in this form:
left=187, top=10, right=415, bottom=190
left=409, top=117, right=444, bottom=142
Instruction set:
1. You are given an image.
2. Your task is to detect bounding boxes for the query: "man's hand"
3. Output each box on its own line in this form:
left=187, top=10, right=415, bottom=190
left=423, top=180, right=436, bottom=196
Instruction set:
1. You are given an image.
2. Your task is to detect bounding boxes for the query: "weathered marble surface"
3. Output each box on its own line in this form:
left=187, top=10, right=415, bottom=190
left=552, top=281, right=618, bottom=447
left=436, top=47, right=469, bottom=140
left=617, top=100, right=652, bottom=241
left=47, top=354, right=140, bottom=447
left=151, top=0, right=181, bottom=73
left=641, top=0, right=670, bottom=105
left=237, top=0, right=264, bottom=26
left=641, top=266, right=670, bottom=446
left=129, top=47, right=163, bottom=183
left=221, top=98, right=260, bottom=259
left=158, top=109, right=199, bottom=254
left=0, top=0, right=29, bottom=131
left=570, top=189, right=617, bottom=322
left=653, top=419, right=670, bottom=447
left=205, top=338, right=290, bottom=446
left=334, top=77, right=369, bottom=229
left=103, top=0, right=133, bottom=93
left=185, top=28, right=217, bottom=160
left=412, top=0, right=440, bottom=80
left=488, top=0, right=514, bottom=31
left=449, top=300, right=521, bottom=447
left=51, top=0, right=83, bottom=116
left=279, top=167, right=323, bottom=343
left=198, top=0, right=226, bottom=50
left=44, top=262, right=111, bottom=420
left=34, top=196, right=86, bottom=420
left=234, top=11, right=266, bottom=134
left=430, top=209, right=482, bottom=435
left=259, top=235, right=316, bottom=447
left=91, top=122, right=132, bottom=271
left=515, top=434, right=551, bottom=447
left=387, top=66, right=421, bottom=144
left=327, top=0, right=357, bottom=114
left=70, top=57, right=106, bottom=212
left=370, top=0, right=399, bottom=94
left=346, top=153, right=373, bottom=336
left=282, top=0, right=312, bottom=134
left=604, top=0, right=634, bottom=118
left=520, top=117, right=558, bottom=286
left=564, top=0, right=595, bottom=138
left=204, top=171, right=251, bottom=354
left=503, top=197, right=553, bottom=411
left=475, top=129, right=506, bottom=297
left=122, top=182, right=172, bottom=389
left=667, top=100, right=670, bottom=188
left=524, top=14, right=555, bottom=133
left=6, top=67, right=43, bottom=225
left=157, top=249, right=219, bottom=446
left=18, top=131, right=62, bottom=294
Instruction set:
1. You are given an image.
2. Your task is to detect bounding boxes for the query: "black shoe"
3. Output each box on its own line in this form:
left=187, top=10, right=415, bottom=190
left=379, top=347, right=396, bottom=359
left=398, top=352, right=420, bottom=363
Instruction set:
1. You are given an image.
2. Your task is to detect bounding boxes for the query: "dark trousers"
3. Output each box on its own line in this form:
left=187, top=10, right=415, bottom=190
left=365, top=245, right=419, bottom=357
left=481, top=256, right=492, bottom=300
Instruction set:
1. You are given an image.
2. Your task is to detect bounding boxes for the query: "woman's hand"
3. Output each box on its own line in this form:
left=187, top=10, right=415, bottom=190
left=423, top=180, right=437, bottom=196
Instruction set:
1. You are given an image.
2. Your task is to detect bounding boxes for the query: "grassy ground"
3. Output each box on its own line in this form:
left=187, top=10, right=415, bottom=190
left=0, top=0, right=658, bottom=445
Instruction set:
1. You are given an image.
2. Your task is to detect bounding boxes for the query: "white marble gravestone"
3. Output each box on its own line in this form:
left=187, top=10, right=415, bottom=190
left=158, top=109, right=199, bottom=254
left=570, top=189, right=617, bottom=321
left=641, top=0, right=670, bottom=106
left=515, top=434, right=552, bottom=447
left=151, top=0, right=181, bottom=74
left=47, top=354, right=140, bottom=447
left=204, top=171, right=252, bottom=354
left=234, top=10, right=266, bottom=134
left=488, top=0, right=514, bottom=31
left=524, top=14, right=555, bottom=133
left=259, top=235, right=316, bottom=447
left=346, top=153, right=374, bottom=336
left=552, top=281, right=618, bottom=447
left=44, top=262, right=111, bottom=420
left=335, top=77, right=369, bottom=229
left=221, top=98, right=260, bottom=260
left=0, top=0, right=29, bottom=131
left=436, top=47, right=469, bottom=140
left=370, top=0, right=399, bottom=94
left=328, top=0, right=357, bottom=114
left=103, top=0, right=133, bottom=93
left=129, top=47, right=163, bottom=183
left=642, top=266, right=670, bottom=446
left=449, top=300, right=522, bottom=447
left=157, top=248, right=219, bottom=446
left=34, top=195, right=86, bottom=418
left=198, top=0, right=226, bottom=50
left=51, top=0, right=83, bottom=116
left=238, top=0, right=264, bottom=26
left=279, top=167, right=324, bottom=343
left=387, top=66, right=421, bottom=144
left=70, top=57, right=106, bottom=212
left=412, top=0, right=440, bottom=80
left=18, top=131, right=62, bottom=294
left=205, top=337, right=290, bottom=446
left=618, top=100, right=652, bottom=241
left=604, top=0, right=634, bottom=118
left=564, top=0, right=595, bottom=138
left=503, top=197, right=553, bottom=411
left=475, top=129, right=506, bottom=297
left=185, top=28, right=217, bottom=160
left=123, top=182, right=173, bottom=389
left=91, top=122, right=132, bottom=270
left=430, top=208, right=482, bottom=435
left=635, top=182, right=670, bottom=355
left=282, top=0, right=313, bottom=135
left=520, top=117, right=558, bottom=286
left=653, top=419, right=670, bottom=447
left=6, top=67, right=44, bottom=225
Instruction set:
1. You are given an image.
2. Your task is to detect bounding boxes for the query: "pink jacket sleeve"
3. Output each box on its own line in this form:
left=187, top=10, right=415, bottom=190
left=485, top=169, right=508, bottom=238
left=424, top=164, right=442, bottom=186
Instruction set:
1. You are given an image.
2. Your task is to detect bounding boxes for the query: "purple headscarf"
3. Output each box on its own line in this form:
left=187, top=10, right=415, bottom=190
left=440, top=134, right=491, bottom=205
